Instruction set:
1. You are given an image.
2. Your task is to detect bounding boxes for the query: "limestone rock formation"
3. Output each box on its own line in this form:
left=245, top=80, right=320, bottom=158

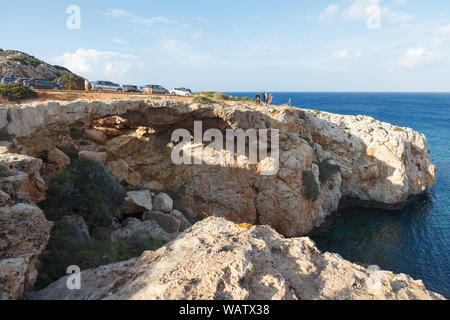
left=0, top=149, right=47, bottom=203
left=153, top=192, right=173, bottom=213
left=0, top=49, right=71, bottom=80
left=142, top=210, right=191, bottom=234
left=303, top=110, right=436, bottom=207
left=47, top=148, right=70, bottom=171
left=0, top=148, right=53, bottom=300
left=0, top=204, right=52, bottom=300
left=120, top=191, right=153, bottom=216
left=31, top=217, right=444, bottom=300
left=111, top=218, right=169, bottom=243
left=0, top=99, right=436, bottom=237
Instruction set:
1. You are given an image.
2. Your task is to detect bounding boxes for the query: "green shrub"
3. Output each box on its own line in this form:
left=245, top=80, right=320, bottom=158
left=53, top=65, right=70, bottom=72
left=0, top=128, right=13, bottom=142
left=317, top=160, right=341, bottom=182
left=57, top=145, right=79, bottom=159
left=0, top=83, right=37, bottom=101
left=8, top=56, right=42, bottom=67
left=394, top=126, right=404, bottom=132
left=34, top=219, right=166, bottom=290
left=57, top=73, right=85, bottom=90
left=195, top=91, right=254, bottom=104
left=69, top=128, right=83, bottom=140
left=0, top=165, right=10, bottom=177
left=302, top=170, right=320, bottom=201
left=38, top=151, right=49, bottom=164
left=39, top=158, right=126, bottom=237
left=193, top=95, right=215, bottom=104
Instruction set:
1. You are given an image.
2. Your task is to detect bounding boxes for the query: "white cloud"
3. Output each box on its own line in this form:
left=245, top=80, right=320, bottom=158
left=102, top=8, right=175, bottom=28
left=341, top=0, right=413, bottom=24
left=342, top=0, right=380, bottom=21
left=320, top=4, right=340, bottom=22
left=54, top=49, right=144, bottom=81
left=330, top=49, right=363, bottom=59
left=398, top=47, right=441, bottom=68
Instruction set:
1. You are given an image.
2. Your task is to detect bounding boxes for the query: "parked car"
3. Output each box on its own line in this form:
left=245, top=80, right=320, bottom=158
left=169, top=88, right=192, bottom=96
left=122, top=85, right=138, bottom=93
left=143, top=85, right=169, bottom=95
left=24, top=79, right=62, bottom=90
left=93, top=81, right=123, bottom=92
left=1, top=76, right=18, bottom=84
left=137, top=86, right=145, bottom=93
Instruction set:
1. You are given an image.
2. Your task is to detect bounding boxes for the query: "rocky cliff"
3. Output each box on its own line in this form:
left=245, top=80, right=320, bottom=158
left=0, top=99, right=436, bottom=237
left=0, top=148, right=52, bottom=299
left=0, top=98, right=439, bottom=300
left=31, top=217, right=444, bottom=300
left=0, top=49, right=71, bottom=80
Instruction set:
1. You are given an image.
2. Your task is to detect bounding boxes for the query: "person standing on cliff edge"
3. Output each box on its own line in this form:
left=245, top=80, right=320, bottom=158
left=84, top=78, right=90, bottom=91
left=268, top=94, right=273, bottom=105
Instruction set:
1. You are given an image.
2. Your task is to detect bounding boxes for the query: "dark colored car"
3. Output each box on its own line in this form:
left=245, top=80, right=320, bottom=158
left=144, top=85, right=169, bottom=95
left=1, top=76, right=18, bottom=84
left=123, top=85, right=138, bottom=92
left=24, top=79, right=62, bottom=90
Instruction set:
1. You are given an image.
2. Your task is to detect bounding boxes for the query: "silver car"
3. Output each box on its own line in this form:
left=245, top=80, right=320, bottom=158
left=93, top=81, right=123, bottom=92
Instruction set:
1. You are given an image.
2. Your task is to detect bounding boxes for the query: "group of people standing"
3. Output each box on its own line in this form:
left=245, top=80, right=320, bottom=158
left=256, top=92, right=273, bottom=105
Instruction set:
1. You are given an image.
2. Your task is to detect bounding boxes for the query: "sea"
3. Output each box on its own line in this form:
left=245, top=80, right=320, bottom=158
left=226, top=92, right=450, bottom=298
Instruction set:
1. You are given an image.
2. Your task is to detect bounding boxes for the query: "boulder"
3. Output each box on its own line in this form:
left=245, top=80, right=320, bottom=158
left=120, top=191, right=153, bottom=216
left=106, top=160, right=141, bottom=186
left=78, top=151, right=107, bottom=164
left=0, top=204, right=53, bottom=299
left=85, top=129, right=107, bottom=145
left=111, top=218, right=168, bottom=243
left=31, top=217, right=444, bottom=301
left=142, top=210, right=191, bottom=234
left=152, top=193, right=173, bottom=213
left=169, top=210, right=192, bottom=231
left=47, top=148, right=70, bottom=170
left=0, top=152, right=46, bottom=203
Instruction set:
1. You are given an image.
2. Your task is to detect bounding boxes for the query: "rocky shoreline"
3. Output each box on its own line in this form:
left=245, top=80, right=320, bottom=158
left=0, top=98, right=442, bottom=300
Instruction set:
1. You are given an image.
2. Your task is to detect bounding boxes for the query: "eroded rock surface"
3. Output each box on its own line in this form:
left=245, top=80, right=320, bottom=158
left=0, top=99, right=436, bottom=237
left=31, top=217, right=444, bottom=300
left=0, top=148, right=52, bottom=300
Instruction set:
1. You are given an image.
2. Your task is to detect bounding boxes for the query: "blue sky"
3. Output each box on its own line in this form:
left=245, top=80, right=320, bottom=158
left=1, top=0, right=449, bottom=91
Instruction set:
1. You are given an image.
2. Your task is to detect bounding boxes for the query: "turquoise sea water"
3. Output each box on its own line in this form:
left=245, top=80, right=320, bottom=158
left=227, top=92, right=450, bottom=298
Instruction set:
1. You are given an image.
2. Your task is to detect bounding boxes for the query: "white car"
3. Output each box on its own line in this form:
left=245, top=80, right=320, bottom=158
left=169, top=88, right=192, bottom=96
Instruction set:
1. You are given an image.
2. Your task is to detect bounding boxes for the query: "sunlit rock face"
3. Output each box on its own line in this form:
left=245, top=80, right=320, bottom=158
left=1, top=99, right=436, bottom=236
left=0, top=150, right=52, bottom=300
left=31, top=217, right=444, bottom=301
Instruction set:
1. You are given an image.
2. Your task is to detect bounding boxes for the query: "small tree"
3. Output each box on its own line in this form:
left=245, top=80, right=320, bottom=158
left=0, top=83, right=37, bottom=101
left=57, top=73, right=85, bottom=90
